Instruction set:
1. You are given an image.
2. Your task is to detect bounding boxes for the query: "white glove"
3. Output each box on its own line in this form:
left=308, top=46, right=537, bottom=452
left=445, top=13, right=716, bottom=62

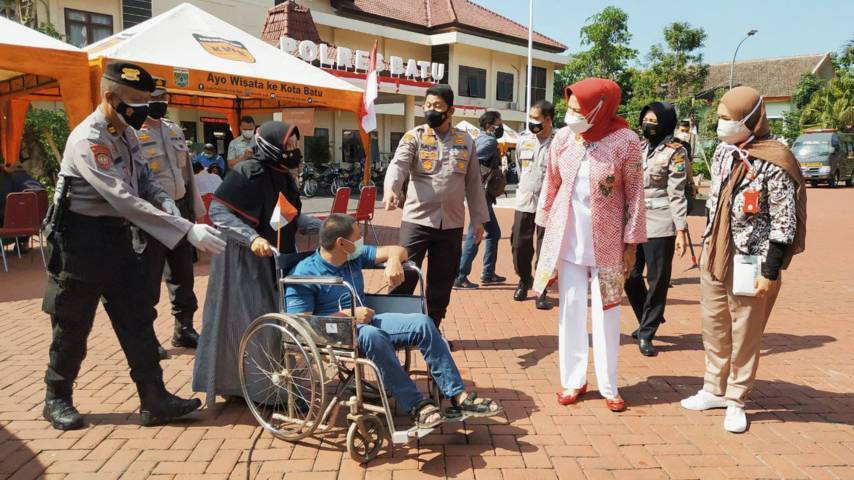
left=187, top=224, right=226, bottom=254
left=162, top=199, right=181, bottom=217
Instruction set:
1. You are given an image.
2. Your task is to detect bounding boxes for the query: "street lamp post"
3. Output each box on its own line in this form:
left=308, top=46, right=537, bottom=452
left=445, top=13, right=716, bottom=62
left=525, top=0, right=533, bottom=131
left=729, top=29, right=758, bottom=89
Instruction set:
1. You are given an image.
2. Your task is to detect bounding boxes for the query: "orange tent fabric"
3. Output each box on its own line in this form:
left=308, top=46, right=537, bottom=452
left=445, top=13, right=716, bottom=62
left=0, top=17, right=92, bottom=166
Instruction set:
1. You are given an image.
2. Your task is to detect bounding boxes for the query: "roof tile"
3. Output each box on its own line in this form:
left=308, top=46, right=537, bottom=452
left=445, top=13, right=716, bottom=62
left=704, top=53, right=832, bottom=98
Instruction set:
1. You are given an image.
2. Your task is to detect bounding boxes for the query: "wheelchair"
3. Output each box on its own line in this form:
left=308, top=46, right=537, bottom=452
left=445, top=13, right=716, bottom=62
left=237, top=250, right=468, bottom=463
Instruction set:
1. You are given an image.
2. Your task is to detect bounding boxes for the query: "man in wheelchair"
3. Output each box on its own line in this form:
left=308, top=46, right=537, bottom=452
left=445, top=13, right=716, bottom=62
left=285, top=214, right=503, bottom=428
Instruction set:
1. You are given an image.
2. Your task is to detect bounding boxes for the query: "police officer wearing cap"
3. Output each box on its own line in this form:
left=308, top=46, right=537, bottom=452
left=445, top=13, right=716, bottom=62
left=383, top=84, right=489, bottom=328
left=137, top=77, right=207, bottom=355
left=41, top=62, right=226, bottom=431
left=624, top=101, right=688, bottom=357
left=511, top=100, right=555, bottom=309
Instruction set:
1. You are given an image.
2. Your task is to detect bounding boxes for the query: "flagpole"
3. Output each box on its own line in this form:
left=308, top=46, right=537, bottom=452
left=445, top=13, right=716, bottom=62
left=525, top=0, right=533, bottom=131
left=277, top=220, right=281, bottom=251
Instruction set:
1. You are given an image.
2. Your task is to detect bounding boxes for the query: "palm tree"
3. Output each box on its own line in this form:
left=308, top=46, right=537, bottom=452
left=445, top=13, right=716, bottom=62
left=801, top=71, right=854, bottom=131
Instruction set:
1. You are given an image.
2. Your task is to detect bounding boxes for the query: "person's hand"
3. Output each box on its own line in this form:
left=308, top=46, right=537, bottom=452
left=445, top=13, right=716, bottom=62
left=384, top=261, right=405, bottom=290
left=187, top=224, right=226, bottom=254
left=382, top=191, right=399, bottom=211
left=162, top=199, right=181, bottom=217
left=755, top=275, right=780, bottom=298
left=623, top=244, right=637, bottom=276
left=250, top=236, right=274, bottom=257
left=354, top=307, right=375, bottom=325
left=675, top=231, right=687, bottom=258
left=243, top=148, right=253, bottom=160
left=473, top=224, right=485, bottom=243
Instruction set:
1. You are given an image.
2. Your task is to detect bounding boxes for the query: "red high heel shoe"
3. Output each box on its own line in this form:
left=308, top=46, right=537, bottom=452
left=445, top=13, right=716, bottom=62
left=604, top=396, right=626, bottom=412
left=556, top=384, right=587, bottom=406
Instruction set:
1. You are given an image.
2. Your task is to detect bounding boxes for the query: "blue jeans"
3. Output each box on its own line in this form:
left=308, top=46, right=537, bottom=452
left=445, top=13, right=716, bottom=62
left=357, top=313, right=465, bottom=412
left=458, top=200, right=500, bottom=280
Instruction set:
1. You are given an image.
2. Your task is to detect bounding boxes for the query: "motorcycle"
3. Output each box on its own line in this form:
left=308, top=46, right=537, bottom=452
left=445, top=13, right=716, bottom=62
left=299, top=163, right=319, bottom=198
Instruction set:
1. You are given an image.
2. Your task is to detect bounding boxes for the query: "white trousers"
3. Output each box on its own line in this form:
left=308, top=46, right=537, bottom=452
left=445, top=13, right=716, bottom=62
left=558, top=260, right=621, bottom=398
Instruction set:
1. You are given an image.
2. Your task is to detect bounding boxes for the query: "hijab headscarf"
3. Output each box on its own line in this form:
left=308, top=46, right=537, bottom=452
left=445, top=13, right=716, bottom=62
left=705, top=86, right=807, bottom=281
left=564, top=78, right=629, bottom=143
left=255, top=121, right=300, bottom=166
left=639, top=101, right=678, bottom=151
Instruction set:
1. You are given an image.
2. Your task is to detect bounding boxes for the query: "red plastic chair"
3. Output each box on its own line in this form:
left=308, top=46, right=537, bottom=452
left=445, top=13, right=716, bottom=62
left=0, top=192, right=44, bottom=272
left=351, top=186, right=379, bottom=244
left=24, top=188, right=49, bottom=224
left=200, top=193, right=214, bottom=226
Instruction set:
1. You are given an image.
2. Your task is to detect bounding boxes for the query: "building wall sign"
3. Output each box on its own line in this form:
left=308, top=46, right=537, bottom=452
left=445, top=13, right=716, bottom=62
left=280, top=36, right=445, bottom=82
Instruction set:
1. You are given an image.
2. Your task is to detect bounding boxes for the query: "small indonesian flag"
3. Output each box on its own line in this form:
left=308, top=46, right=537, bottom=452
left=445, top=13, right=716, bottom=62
left=360, top=40, right=379, bottom=133
left=269, top=192, right=297, bottom=231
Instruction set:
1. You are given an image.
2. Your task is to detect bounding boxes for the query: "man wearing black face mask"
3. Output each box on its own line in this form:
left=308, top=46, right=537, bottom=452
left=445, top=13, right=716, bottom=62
left=41, top=62, right=225, bottom=431
left=136, top=77, right=207, bottom=356
left=383, top=84, right=488, bottom=330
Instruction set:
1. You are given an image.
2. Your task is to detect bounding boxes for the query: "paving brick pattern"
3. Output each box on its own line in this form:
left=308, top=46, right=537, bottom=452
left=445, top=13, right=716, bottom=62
left=1, top=188, right=852, bottom=479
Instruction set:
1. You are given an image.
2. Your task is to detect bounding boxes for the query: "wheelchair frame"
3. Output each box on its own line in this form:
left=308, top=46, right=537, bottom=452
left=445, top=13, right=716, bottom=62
left=237, top=251, right=463, bottom=463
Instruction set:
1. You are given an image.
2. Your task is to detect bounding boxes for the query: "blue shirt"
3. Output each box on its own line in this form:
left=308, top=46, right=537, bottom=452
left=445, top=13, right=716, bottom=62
left=475, top=133, right=499, bottom=168
left=195, top=153, right=226, bottom=172
left=285, top=246, right=378, bottom=316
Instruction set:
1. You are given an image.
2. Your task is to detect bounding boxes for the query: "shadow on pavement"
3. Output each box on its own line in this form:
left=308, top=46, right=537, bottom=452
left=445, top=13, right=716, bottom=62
left=0, top=425, right=45, bottom=478
left=621, top=375, right=854, bottom=427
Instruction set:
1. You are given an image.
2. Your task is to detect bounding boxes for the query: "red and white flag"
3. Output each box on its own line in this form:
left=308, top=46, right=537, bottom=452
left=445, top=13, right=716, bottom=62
left=360, top=40, right=379, bottom=133
left=269, top=192, right=298, bottom=231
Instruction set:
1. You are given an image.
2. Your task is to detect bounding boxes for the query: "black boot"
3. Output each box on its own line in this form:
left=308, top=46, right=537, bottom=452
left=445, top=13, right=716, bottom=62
left=137, top=381, right=201, bottom=427
left=43, top=398, right=84, bottom=431
left=172, top=317, right=199, bottom=348
left=639, top=339, right=657, bottom=357
left=157, top=345, right=169, bottom=360
left=513, top=280, right=528, bottom=302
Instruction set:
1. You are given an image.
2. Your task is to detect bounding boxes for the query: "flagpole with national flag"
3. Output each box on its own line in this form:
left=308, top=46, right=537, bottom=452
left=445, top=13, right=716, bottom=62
left=359, top=40, right=379, bottom=186
left=270, top=192, right=298, bottom=251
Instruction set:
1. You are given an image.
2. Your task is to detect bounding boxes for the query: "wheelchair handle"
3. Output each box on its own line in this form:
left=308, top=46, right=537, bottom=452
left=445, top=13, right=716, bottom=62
left=282, top=275, right=344, bottom=285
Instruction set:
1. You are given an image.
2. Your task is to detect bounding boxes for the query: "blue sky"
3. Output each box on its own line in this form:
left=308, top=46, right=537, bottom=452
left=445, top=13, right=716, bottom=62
left=479, top=0, right=853, bottom=64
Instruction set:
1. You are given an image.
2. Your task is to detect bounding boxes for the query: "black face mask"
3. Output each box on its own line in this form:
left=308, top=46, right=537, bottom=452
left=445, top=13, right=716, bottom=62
left=529, top=121, right=544, bottom=135
left=424, top=109, right=448, bottom=129
left=282, top=149, right=302, bottom=169
left=148, top=101, right=168, bottom=120
left=641, top=122, right=659, bottom=140
left=492, top=125, right=504, bottom=139
left=113, top=98, right=149, bottom=130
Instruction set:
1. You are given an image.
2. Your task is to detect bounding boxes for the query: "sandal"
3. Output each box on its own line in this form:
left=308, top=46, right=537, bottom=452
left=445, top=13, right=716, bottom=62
left=451, top=392, right=504, bottom=417
left=412, top=400, right=444, bottom=429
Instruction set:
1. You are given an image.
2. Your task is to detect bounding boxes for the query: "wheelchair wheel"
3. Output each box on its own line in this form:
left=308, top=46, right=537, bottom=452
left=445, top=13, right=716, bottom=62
left=239, top=313, right=325, bottom=441
left=346, top=414, right=384, bottom=463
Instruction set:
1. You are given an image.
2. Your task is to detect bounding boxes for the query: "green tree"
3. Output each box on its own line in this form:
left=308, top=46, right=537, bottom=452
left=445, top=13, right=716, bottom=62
left=779, top=73, right=826, bottom=142
left=801, top=70, right=854, bottom=131
left=626, top=22, right=709, bottom=126
left=553, top=6, right=637, bottom=100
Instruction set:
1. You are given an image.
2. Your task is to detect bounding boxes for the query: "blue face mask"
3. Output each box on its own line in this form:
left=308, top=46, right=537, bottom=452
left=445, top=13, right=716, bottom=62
left=344, top=238, right=364, bottom=261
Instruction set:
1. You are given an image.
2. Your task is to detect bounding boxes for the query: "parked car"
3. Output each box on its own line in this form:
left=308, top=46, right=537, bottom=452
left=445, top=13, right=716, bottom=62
left=793, top=129, right=854, bottom=188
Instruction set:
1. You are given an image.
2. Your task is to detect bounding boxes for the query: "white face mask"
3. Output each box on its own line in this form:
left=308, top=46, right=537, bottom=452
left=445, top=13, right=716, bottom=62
left=241, top=129, right=254, bottom=139
left=344, top=238, right=364, bottom=261
left=564, top=99, right=603, bottom=135
left=717, top=97, right=764, bottom=145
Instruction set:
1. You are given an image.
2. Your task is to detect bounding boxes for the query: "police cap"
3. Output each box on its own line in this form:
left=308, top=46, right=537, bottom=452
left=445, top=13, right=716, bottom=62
left=103, top=62, right=155, bottom=92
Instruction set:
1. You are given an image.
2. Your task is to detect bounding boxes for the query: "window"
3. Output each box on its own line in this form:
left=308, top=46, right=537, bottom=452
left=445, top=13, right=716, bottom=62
left=431, top=45, right=449, bottom=85
left=342, top=129, right=365, bottom=164
left=390, top=132, right=404, bottom=154
left=180, top=121, right=197, bottom=145
left=459, top=66, right=486, bottom=99
left=65, top=8, right=113, bottom=47
left=529, top=66, right=547, bottom=104
left=305, top=128, right=330, bottom=165
left=496, top=72, right=514, bottom=102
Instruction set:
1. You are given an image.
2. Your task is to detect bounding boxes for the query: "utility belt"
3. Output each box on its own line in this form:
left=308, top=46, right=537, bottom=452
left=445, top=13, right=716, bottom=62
left=64, top=210, right=131, bottom=230
left=644, top=197, right=670, bottom=209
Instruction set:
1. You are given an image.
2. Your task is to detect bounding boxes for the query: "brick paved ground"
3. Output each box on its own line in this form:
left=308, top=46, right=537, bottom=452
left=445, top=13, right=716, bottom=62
left=1, top=188, right=853, bottom=480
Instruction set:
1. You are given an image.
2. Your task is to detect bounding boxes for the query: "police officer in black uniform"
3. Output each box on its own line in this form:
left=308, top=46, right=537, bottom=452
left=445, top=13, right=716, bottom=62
left=42, top=62, right=226, bottom=430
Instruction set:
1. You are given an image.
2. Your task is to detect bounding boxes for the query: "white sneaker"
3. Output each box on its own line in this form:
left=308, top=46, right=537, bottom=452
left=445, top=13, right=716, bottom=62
left=680, top=389, right=727, bottom=411
left=724, top=405, right=747, bottom=433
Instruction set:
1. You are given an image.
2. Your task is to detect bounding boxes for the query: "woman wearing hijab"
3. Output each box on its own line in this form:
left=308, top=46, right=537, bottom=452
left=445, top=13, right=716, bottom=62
left=535, top=78, right=646, bottom=412
left=681, top=87, right=806, bottom=433
left=624, top=102, right=689, bottom=357
left=193, top=121, right=303, bottom=406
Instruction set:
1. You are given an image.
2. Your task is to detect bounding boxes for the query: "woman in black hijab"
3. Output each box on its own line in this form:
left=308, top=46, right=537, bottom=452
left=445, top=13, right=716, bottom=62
left=193, top=121, right=303, bottom=406
left=624, top=102, right=690, bottom=357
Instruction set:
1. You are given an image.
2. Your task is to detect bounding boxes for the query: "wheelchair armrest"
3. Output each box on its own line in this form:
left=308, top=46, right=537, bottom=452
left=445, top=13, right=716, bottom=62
left=283, top=275, right=344, bottom=285
left=368, top=260, right=419, bottom=271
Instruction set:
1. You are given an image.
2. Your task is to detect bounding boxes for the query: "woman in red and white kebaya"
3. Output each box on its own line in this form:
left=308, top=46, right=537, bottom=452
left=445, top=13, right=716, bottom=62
left=534, top=78, right=646, bottom=412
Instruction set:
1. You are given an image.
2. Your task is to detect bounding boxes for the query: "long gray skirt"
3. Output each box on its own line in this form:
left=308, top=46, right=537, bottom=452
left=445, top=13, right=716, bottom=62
left=192, top=239, right=280, bottom=407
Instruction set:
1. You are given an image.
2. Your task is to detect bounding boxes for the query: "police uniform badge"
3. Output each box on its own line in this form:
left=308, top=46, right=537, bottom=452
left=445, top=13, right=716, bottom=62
left=121, top=68, right=141, bottom=82
left=421, top=159, right=434, bottom=171
left=453, top=132, right=465, bottom=145
left=150, top=160, right=160, bottom=172
left=402, top=132, right=415, bottom=143
left=138, top=132, right=152, bottom=142
left=672, top=152, right=686, bottom=172
left=91, top=145, right=113, bottom=170
left=456, top=160, right=467, bottom=172
left=421, top=131, right=437, bottom=146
